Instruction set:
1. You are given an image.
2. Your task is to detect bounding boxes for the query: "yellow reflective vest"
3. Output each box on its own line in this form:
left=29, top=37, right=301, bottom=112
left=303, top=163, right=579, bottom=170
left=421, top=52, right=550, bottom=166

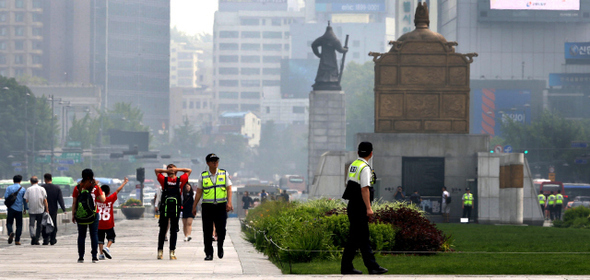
left=556, top=194, right=563, bottom=205
left=537, top=194, right=546, bottom=205
left=463, top=193, right=473, bottom=207
left=548, top=194, right=556, bottom=205
left=201, top=169, right=228, bottom=204
left=348, top=159, right=369, bottom=183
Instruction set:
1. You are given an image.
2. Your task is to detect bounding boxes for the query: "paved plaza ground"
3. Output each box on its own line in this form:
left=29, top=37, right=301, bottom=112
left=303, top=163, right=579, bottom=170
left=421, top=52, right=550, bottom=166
left=0, top=216, right=587, bottom=280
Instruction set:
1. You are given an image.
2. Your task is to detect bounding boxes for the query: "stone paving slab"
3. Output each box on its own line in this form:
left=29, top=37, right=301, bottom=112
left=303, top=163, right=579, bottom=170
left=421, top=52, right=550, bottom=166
left=0, top=216, right=587, bottom=280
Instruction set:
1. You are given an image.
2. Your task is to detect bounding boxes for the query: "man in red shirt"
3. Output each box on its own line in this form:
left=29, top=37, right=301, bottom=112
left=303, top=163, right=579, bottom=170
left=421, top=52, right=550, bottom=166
left=97, top=177, right=129, bottom=260
left=155, top=164, right=191, bottom=260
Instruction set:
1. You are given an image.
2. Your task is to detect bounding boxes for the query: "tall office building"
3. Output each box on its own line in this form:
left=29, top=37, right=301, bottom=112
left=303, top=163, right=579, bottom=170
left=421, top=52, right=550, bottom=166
left=170, top=40, right=202, bottom=88
left=213, top=0, right=304, bottom=116
left=91, top=0, right=170, bottom=131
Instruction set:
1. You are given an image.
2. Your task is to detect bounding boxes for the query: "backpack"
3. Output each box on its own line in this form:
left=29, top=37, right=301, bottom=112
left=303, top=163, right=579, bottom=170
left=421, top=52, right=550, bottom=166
left=446, top=196, right=452, bottom=204
left=160, top=179, right=181, bottom=218
left=4, top=186, right=23, bottom=207
left=75, top=185, right=96, bottom=225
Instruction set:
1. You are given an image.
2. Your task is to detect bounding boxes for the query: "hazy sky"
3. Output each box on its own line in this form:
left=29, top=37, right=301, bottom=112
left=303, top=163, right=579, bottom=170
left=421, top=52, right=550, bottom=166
left=171, top=0, right=218, bottom=35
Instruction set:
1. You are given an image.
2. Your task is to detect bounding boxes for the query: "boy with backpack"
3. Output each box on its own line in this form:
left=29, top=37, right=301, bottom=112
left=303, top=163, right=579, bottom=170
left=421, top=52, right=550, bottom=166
left=72, top=169, right=105, bottom=263
left=155, top=164, right=191, bottom=260
left=97, top=177, right=129, bottom=260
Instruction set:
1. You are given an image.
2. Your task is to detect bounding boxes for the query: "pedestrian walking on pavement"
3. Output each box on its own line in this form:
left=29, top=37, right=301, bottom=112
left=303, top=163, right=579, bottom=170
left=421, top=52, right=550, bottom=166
left=41, top=173, right=66, bottom=245
left=192, top=153, right=234, bottom=261
left=72, top=169, right=106, bottom=263
left=182, top=183, right=195, bottom=242
left=24, top=176, right=48, bottom=245
left=547, top=191, right=556, bottom=221
left=442, top=186, right=451, bottom=223
left=5, top=174, right=27, bottom=245
left=537, top=190, right=546, bottom=220
left=340, top=142, right=388, bottom=275
left=155, top=164, right=192, bottom=260
left=97, top=177, right=129, bottom=260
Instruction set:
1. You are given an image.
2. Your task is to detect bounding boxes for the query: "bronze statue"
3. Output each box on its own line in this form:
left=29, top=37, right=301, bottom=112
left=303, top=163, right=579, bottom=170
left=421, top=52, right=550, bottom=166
left=312, top=22, right=348, bottom=91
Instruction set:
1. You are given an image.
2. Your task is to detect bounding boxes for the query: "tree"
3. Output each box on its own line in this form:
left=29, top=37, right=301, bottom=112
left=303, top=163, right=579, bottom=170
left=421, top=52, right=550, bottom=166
left=168, top=117, right=201, bottom=157
left=500, top=110, right=590, bottom=182
left=256, top=122, right=308, bottom=181
left=0, top=76, right=55, bottom=178
left=341, top=61, right=375, bottom=151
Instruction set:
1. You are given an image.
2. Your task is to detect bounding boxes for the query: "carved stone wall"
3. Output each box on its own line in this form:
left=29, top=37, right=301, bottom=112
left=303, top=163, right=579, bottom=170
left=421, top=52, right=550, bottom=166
left=371, top=41, right=476, bottom=134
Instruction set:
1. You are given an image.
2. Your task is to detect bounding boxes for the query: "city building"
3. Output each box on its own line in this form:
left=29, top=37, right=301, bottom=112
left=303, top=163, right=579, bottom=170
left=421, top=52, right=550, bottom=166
left=218, top=111, right=261, bottom=147
left=169, top=86, right=215, bottom=140
left=170, top=40, right=202, bottom=88
left=260, top=86, right=308, bottom=125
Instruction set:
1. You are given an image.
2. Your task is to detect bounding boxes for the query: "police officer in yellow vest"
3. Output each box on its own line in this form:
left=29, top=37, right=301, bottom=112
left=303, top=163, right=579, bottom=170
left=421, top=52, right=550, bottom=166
left=547, top=191, right=556, bottom=221
left=192, top=153, right=233, bottom=261
left=341, top=142, right=388, bottom=275
left=462, top=188, right=474, bottom=222
left=555, top=190, right=564, bottom=220
left=537, top=190, right=546, bottom=220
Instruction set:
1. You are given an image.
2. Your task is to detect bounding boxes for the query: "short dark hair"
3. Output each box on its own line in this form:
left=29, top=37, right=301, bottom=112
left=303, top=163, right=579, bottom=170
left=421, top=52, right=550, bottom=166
left=442, top=186, right=447, bottom=191
left=166, top=164, right=176, bottom=169
left=30, top=176, right=39, bottom=184
left=101, top=185, right=110, bottom=195
left=44, top=173, right=52, bottom=182
left=13, top=175, right=22, bottom=183
left=558, top=190, right=561, bottom=193
left=358, top=142, right=373, bottom=158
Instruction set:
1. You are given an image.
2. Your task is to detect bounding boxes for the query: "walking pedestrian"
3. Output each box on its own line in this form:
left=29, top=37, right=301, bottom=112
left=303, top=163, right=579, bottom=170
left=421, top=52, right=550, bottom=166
left=340, top=142, right=388, bottom=275
left=72, top=169, right=105, bottom=263
left=537, top=190, right=546, bottom=220
left=41, top=173, right=66, bottom=245
left=555, top=190, right=564, bottom=220
left=5, top=175, right=27, bottom=245
left=192, top=153, right=234, bottom=261
left=182, top=183, right=195, bottom=242
left=23, top=176, right=48, bottom=245
left=441, top=186, right=451, bottom=223
left=155, top=164, right=191, bottom=260
left=97, top=177, right=129, bottom=260
left=242, top=191, right=253, bottom=216
left=547, top=191, right=556, bottom=221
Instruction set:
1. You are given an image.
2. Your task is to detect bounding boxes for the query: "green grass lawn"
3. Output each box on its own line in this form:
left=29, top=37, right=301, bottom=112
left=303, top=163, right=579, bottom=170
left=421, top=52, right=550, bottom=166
left=279, top=223, right=590, bottom=274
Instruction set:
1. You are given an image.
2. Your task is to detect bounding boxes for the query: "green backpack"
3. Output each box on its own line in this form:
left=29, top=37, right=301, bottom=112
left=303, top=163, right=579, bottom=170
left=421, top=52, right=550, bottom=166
left=75, top=185, right=96, bottom=225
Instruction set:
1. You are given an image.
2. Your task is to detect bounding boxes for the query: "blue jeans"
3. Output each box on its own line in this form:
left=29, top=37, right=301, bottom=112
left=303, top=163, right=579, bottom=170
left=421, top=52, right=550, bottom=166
left=6, top=208, right=23, bottom=242
left=77, top=214, right=99, bottom=259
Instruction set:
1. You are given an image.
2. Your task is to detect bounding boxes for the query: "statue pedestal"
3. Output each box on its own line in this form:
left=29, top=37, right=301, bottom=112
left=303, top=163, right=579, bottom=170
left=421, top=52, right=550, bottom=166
left=307, top=90, right=346, bottom=189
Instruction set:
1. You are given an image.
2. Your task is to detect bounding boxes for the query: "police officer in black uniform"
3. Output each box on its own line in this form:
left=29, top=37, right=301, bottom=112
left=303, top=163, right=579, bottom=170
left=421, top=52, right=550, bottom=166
left=341, top=142, right=388, bottom=275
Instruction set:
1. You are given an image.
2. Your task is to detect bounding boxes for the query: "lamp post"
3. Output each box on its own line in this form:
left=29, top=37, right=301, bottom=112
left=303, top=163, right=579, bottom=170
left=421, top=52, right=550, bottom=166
left=48, top=95, right=62, bottom=173
left=59, top=100, right=71, bottom=146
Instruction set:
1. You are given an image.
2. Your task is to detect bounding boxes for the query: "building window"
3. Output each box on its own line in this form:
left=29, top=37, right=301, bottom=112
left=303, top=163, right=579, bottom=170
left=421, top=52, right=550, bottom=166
left=32, top=41, right=42, bottom=50
left=241, top=68, right=260, bottom=75
left=241, top=55, right=260, bottom=63
left=219, top=55, right=238, bottom=63
left=15, top=27, right=25, bottom=36
left=14, top=41, right=24, bottom=50
left=241, top=92, right=260, bottom=99
left=32, top=0, right=42, bottom=8
left=263, top=68, right=280, bottom=75
left=32, top=27, right=42, bottom=36
left=178, top=70, right=192, bottom=77
left=0, top=54, right=6, bottom=64
left=241, top=104, right=260, bottom=112
left=271, top=18, right=281, bottom=26
left=263, top=80, right=280, bottom=86
left=263, top=56, right=282, bottom=63
left=15, top=12, right=24, bottom=22
left=219, top=92, right=239, bottom=99
left=266, top=106, right=270, bottom=113
left=284, top=44, right=290, bottom=51
left=263, top=44, right=282, bottom=51
left=189, top=101, right=194, bottom=109
left=241, top=80, right=260, bottom=87
left=353, top=40, right=360, bottom=47
left=353, top=52, right=360, bottom=59
left=240, top=18, right=259, bottom=26
left=293, top=106, right=305, bottom=114
left=241, top=43, right=260, bottom=51
left=178, top=52, right=192, bottom=59
left=0, top=41, right=6, bottom=50
left=15, top=0, right=24, bottom=8
left=241, top=31, right=260, bottom=38
left=219, top=67, right=239, bottom=75
left=195, top=101, right=201, bottom=109
left=14, top=55, right=24, bottom=64
left=219, top=80, right=239, bottom=87
left=219, top=43, right=239, bottom=51
left=219, top=31, right=239, bottom=38
left=0, top=13, right=7, bottom=22
left=0, top=0, right=5, bottom=8
left=263, top=31, right=282, bottom=39
left=32, top=13, right=42, bottom=22
left=178, top=61, right=192, bottom=68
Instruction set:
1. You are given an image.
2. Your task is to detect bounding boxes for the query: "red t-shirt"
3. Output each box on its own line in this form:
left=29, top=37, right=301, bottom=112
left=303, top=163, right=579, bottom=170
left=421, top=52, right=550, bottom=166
left=97, top=193, right=117, bottom=230
left=157, top=173, right=189, bottom=191
left=72, top=185, right=104, bottom=204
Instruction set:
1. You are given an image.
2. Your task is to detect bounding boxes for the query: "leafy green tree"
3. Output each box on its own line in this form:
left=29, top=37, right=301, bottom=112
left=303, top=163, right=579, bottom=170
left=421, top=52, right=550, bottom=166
left=500, top=110, right=590, bottom=182
left=0, top=76, right=55, bottom=178
left=341, top=61, right=375, bottom=151
left=168, top=117, right=201, bottom=157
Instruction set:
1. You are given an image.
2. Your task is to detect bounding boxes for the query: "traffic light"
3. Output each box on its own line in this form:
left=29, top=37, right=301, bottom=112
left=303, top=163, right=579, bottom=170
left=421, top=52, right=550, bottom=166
left=524, top=150, right=529, bottom=154
left=136, top=167, right=145, bottom=183
left=490, top=150, right=494, bottom=153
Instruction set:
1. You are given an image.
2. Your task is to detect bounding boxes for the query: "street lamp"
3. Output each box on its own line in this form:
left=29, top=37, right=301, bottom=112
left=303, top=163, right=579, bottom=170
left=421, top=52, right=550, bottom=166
left=47, top=95, right=62, bottom=173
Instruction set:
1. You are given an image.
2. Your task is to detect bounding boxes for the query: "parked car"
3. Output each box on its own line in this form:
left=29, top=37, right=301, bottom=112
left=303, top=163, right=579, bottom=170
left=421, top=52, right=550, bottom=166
left=567, top=196, right=590, bottom=209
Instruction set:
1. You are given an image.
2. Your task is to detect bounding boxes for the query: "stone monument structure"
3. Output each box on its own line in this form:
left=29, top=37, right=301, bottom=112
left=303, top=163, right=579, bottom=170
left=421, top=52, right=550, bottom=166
left=307, top=23, right=348, bottom=190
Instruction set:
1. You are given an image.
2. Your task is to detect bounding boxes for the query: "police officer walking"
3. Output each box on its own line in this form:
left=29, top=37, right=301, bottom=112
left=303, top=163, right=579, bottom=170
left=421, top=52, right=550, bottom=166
left=547, top=191, right=556, bottom=221
left=537, top=191, right=546, bottom=220
left=340, top=142, right=388, bottom=275
left=555, top=190, right=564, bottom=220
left=192, top=153, right=233, bottom=261
left=462, top=188, right=474, bottom=222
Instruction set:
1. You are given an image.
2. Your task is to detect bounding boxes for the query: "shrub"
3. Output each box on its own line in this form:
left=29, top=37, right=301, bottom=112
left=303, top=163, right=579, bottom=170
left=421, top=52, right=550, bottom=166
left=554, top=206, right=590, bottom=228
left=122, top=198, right=142, bottom=207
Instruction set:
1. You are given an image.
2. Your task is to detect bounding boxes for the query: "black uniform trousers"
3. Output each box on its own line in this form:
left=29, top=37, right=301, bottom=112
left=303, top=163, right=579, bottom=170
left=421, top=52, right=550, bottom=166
left=158, top=213, right=180, bottom=251
left=341, top=204, right=379, bottom=272
left=202, top=202, right=227, bottom=256
left=462, top=205, right=473, bottom=220
left=555, top=204, right=562, bottom=220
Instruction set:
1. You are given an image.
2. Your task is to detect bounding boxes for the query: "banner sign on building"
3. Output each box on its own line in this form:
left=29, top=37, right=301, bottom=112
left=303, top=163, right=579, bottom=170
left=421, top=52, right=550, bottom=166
left=315, top=1, right=385, bottom=13
left=396, top=0, right=415, bottom=37
left=565, top=42, right=590, bottom=64
left=549, top=73, right=590, bottom=87
left=471, top=89, right=531, bottom=137
left=490, top=0, right=580, bottom=11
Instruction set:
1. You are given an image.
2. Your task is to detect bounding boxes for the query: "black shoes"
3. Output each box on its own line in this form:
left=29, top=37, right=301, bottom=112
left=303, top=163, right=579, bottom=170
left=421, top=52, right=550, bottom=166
left=77, top=258, right=84, bottom=263
left=50, top=240, right=57, bottom=245
left=368, top=267, right=389, bottom=275
left=8, top=233, right=14, bottom=244
left=218, top=247, right=224, bottom=259
left=341, top=269, right=363, bottom=274
left=204, top=255, right=213, bottom=261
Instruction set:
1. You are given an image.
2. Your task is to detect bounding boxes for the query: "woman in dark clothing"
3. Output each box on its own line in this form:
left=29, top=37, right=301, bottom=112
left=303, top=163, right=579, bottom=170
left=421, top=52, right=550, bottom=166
left=182, top=183, right=195, bottom=242
left=242, top=191, right=253, bottom=217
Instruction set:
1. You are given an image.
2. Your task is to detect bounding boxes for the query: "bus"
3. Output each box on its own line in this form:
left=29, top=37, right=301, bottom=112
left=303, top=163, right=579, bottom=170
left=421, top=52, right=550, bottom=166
left=52, top=177, right=77, bottom=197
left=563, top=183, right=590, bottom=205
left=279, top=175, right=305, bottom=192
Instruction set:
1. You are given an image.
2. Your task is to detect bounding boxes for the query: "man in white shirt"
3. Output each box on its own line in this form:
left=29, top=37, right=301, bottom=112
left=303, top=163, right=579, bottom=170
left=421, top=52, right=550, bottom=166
left=24, top=176, right=48, bottom=245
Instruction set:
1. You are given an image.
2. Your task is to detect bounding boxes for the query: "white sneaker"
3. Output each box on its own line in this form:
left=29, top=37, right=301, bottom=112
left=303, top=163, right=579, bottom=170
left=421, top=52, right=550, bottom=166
left=183, top=237, right=187, bottom=242
left=103, top=247, right=112, bottom=259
